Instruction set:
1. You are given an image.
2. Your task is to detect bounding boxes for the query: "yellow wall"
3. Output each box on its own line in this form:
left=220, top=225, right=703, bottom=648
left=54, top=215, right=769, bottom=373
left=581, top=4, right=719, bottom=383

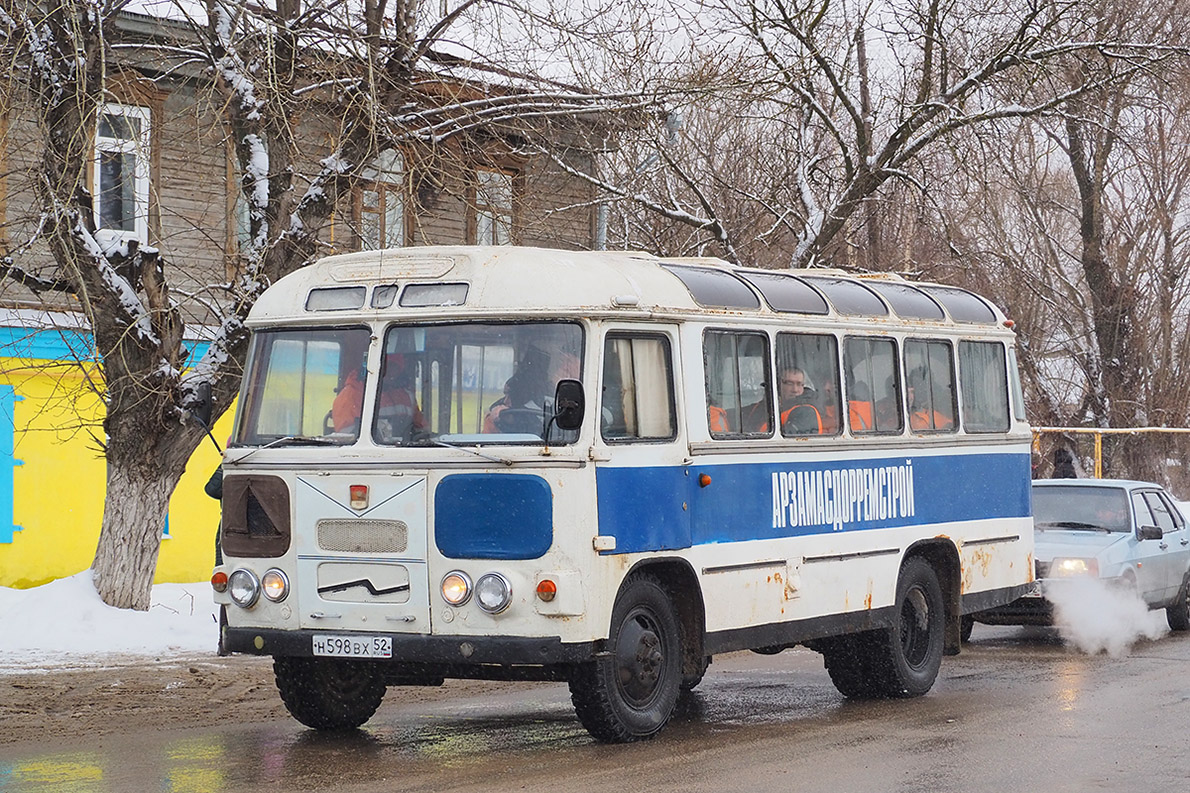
left=0, top=358, right=235, bottom=588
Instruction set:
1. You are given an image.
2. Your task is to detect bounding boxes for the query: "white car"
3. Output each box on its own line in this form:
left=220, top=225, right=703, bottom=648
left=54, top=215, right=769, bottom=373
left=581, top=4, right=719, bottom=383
left=969, top=478, right=1190, bottom=635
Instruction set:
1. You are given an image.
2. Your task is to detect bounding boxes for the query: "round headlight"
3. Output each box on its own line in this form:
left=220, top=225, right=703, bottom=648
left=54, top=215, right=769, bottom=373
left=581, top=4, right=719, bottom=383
left=261, top=568, right=290, bottom=602
left=441, top=571, right=472, bottom=606
left=228, top=568, right=260, bottom=608
left=475, top=572, right=513, bottom=614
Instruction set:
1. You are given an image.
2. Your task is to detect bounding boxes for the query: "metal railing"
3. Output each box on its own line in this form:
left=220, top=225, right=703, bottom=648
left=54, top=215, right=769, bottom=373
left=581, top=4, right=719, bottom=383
left=1032, top=426, right=1190, bottom=479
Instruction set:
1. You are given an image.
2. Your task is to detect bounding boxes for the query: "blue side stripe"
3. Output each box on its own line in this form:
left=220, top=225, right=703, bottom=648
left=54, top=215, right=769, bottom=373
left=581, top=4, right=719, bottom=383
left=0, top=326, right=210, bottom=364
left=596, top=451, right=1032, bottom=554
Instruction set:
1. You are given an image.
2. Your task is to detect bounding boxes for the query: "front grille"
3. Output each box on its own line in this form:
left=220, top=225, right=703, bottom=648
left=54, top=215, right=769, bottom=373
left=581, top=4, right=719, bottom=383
left=317, top=519, right=408, bottom=554
left=1036, top=560, right=1051, bottom=579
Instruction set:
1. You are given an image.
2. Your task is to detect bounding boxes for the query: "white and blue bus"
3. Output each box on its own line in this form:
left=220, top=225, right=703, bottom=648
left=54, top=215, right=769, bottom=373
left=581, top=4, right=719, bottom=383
left=213, top=246, right=1033, bottom=741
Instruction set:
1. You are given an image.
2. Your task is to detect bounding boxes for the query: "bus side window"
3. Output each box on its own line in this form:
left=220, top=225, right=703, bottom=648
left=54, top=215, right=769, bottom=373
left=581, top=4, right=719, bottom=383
left=602, top=335, right=677, bottom=442
left=844, top=337, right=902, bottom=434
left=775, top=332, right=840, bottom=437
left=959, top=341, right=1010, bottom=432
left=704, top=330, right=771, bottom=438
left=904, top=339, right=957, bottom=433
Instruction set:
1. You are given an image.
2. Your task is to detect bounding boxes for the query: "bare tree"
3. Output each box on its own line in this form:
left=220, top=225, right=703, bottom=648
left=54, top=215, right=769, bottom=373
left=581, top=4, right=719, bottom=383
left=0, top=0, right=644, bottom=609
left=570, top=0, right=1187, bottom=269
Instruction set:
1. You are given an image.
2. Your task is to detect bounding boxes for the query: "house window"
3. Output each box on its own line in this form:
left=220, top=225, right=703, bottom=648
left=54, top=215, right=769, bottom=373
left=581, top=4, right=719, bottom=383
left=93, top=103, right=151, bottom=243
left=357, top=149, right=406, bottom=250
left=474, top=168, right=514, bottom=245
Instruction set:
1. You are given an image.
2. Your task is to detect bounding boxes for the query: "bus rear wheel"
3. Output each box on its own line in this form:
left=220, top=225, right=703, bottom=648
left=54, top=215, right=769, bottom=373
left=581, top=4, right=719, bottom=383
left=273, top=656, right=387, bottom=731
left=822, top=557, right=945, bottom=699
left=569, top=574, right=682, bottom=742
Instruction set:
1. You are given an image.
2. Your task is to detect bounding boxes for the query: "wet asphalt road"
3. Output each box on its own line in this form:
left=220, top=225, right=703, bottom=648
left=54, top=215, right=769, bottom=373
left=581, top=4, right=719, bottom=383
left=4, top=624, right=1190, bottom=793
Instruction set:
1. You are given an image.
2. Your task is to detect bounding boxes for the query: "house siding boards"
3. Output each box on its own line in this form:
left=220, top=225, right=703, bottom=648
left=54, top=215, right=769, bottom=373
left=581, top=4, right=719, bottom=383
left=0, top=31, right=601, bottom=588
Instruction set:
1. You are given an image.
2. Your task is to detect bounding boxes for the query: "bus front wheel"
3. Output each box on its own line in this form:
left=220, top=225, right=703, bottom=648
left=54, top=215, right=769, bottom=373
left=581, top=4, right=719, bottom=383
left=569, top=574, right=682, bottom=742
left=273, top=656, right=386, bottom=731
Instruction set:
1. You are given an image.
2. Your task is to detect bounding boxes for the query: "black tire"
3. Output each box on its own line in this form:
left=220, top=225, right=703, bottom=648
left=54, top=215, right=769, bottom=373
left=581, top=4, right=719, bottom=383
left=960, top=614, right=975, bottom=643
left=823, top=557, right=945, bottom=699
left=569, top=574, right=682, bottom=742
left=879, top=557, right=946, bottom=697
left=273, top=656, right=386, bottom=731
left=1167, top=572, right=1190, bottom=632
left=820, top=633, right=886, bottom=699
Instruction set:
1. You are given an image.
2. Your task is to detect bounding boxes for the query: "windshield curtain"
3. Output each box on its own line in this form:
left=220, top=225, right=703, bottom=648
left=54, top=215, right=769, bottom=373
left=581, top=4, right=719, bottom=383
left=1033, top=486, right=1131, bottom=532
left=234, top=326, right=371, bottom=446
left=377, top=322, right=583, bottom=446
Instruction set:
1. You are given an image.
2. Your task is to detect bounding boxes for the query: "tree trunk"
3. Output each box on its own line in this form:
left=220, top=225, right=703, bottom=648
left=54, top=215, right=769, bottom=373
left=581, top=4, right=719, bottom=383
left=91, top=451, right=189, bottom=611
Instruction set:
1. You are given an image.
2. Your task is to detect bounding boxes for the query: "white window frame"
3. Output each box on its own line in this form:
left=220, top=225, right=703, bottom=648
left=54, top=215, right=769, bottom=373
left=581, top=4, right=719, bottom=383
left=474, top=168, right=514, bottom=246
left=357, top=149, right=406, bottom=251
left=92, top=102, right=151, bottom=245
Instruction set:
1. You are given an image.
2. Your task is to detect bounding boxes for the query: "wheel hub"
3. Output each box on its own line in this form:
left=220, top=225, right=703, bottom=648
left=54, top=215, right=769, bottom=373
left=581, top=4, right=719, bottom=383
left=616, top=613, right=664, bottom=704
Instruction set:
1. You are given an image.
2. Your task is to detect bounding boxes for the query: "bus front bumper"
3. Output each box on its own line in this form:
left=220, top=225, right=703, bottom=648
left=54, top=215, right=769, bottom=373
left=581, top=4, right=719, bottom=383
left=222, top=626, right=599, bottom=666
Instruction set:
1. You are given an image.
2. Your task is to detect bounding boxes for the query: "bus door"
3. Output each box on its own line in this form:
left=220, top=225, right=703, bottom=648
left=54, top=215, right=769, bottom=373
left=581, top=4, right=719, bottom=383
left=592, top=327, right=690, bottom=554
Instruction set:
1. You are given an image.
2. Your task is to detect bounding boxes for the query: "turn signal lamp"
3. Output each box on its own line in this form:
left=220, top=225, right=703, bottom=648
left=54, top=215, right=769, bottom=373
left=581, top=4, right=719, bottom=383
left=536, top=579, right=558, bottom=602
left=349, top=484, right=369, bottom=510
left=211, top=571, right=228, bottom=593
left=442, top=571, right=472, bottom=606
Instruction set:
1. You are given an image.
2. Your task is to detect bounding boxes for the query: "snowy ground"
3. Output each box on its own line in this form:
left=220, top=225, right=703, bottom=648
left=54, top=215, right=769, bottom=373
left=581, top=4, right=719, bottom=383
left=0, top=571, right=219, bottom=672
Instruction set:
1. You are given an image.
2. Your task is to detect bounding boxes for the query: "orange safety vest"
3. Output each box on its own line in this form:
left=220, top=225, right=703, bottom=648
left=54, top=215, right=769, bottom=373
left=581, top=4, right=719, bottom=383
left=848, top=400, right=873, bottom=432
left=910, top=408, right=953, bottom=431
left=781, top=403, right=824, bottom=435
left=708, top=405, right=730, bottom=433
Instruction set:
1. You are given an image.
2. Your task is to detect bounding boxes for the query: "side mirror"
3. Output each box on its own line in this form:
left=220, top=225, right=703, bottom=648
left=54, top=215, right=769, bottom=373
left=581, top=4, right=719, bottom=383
left=190, top=381, right=213, bottom=429
left=553, top=379, right=585, bottom=431
left=1137, top=524, right=1164, bottom=541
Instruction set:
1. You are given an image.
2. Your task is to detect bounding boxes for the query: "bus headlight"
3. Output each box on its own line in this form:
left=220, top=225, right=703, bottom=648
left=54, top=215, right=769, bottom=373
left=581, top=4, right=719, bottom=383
left=475, top=573, right=513, bottom=614
left=442, top=571, right=472, bottom=606
left=1051, top=558, right=1098, bottom=578
left=228, top=569, right=261, bottom=608
left=261, top=569, right=290, bottom=602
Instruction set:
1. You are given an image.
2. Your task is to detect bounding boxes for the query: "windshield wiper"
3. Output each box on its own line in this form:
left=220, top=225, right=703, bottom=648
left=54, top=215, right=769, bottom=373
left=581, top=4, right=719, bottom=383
left=226, top=434, right=338, bottom=465
left=1037, top=520, right=1111, bottom=531
left=426, top=437, right=515, bottom=466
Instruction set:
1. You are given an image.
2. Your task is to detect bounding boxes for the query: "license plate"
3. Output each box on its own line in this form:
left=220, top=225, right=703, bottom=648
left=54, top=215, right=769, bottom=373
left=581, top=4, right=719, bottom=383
left=312, top=635, right=392, bottom=658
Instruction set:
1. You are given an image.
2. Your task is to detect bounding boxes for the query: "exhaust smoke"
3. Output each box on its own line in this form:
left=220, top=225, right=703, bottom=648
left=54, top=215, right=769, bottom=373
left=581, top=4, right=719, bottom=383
left=1047, top=577, right=1167, bottom=656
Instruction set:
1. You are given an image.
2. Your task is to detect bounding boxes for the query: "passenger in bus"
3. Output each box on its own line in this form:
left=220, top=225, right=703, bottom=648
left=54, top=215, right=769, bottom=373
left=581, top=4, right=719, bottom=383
left=332, top=351, right=428, bottom=438
left=777, top=367, right=823, bottom=435
left=375, top=352, right=429, bottom=440
left=907, top=380, right=954, bottom=431
left=847, top=380, right=874, bottom=432
left=707, top=403, right=730, bottom=433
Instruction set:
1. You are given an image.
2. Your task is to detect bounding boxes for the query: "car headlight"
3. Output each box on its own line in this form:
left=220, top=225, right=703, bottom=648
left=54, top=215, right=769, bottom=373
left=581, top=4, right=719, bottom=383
left=441, top=571, right=472, bottom=606
left=261, top=568, right=289, bottom=602
left=228, top=568, right=261, bottom=607
left=1050, top=557, right=1099, bottom=578
left=475, top=573, right=513, bottom=614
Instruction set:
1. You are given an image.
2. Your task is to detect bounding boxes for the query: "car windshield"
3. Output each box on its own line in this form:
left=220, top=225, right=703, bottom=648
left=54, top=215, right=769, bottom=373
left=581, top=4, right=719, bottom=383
left=1032, top=485, right=1131, bottom=533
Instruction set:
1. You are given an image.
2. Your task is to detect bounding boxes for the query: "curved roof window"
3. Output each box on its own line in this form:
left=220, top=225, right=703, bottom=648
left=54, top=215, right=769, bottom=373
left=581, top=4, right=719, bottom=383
left=865, top=281, right=945, bottom=320
left=662, top=264, right=760, bottom=310
left=801, top=276, right=888, bottom=316
left=919, top=285, right=998, bottom=324
left=734, top=271, right=829, bottom=315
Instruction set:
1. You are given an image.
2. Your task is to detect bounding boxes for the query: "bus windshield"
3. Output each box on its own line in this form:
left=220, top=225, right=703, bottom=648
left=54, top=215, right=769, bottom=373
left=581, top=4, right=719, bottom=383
left=386, top=322, right=583, bottom=446
left=233, top=322, right=584, bottom=447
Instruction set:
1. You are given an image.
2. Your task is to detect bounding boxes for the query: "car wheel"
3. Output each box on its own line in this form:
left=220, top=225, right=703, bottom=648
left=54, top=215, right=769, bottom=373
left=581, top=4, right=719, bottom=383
left=569, top=574, right=682, bottom=742
left=1166, top=572, right=1190, bottom=632
left=273, top=656, right=386, bottom=731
